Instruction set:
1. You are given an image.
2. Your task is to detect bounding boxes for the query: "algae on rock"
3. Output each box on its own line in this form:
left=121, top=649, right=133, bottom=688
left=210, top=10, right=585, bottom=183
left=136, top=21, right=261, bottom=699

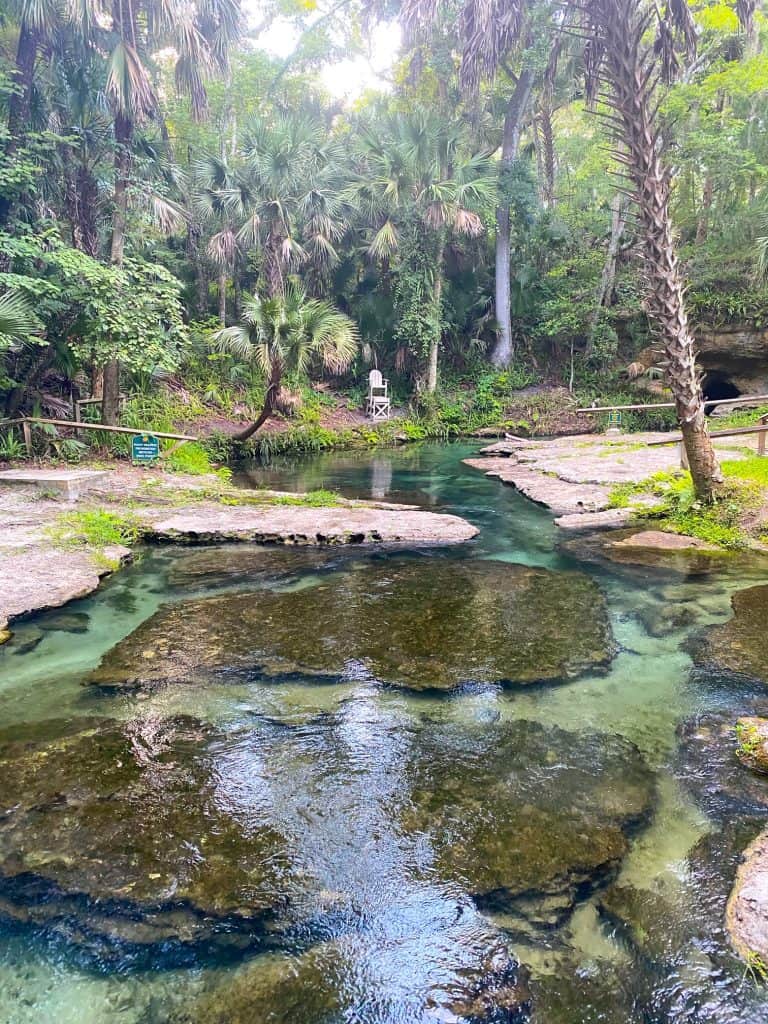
left=90, top=559, right=615, bottom=692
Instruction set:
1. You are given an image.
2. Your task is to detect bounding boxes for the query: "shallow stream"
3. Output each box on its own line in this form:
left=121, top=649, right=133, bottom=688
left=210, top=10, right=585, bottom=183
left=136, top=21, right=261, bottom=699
left=2, top=442, right=768, bottom=1022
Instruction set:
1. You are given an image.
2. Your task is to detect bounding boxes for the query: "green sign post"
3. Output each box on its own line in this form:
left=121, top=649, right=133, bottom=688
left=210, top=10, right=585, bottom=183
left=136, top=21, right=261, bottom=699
left=607, top=410, right=623, bottom=429
left=131, top=433, right=160, bottom=463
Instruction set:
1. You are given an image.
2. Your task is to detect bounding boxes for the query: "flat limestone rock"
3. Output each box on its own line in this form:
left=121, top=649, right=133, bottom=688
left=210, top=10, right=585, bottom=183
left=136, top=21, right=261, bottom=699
left=609, top=530, right=721, bottom=553
left=0, top=715, right=303, bottom=960
left=165, top=543, right=357, bottom=589
left=145, top=503, right=479, bottom=547
left=562, top=528, right=727, bottom=576
left=693, top=585, right=768, bottom=680
left=554, top=509, right=634, bottom=531
left=727, top=827, right=768, bottom=962
left=90, top=559, right=615, bottom=692
left=0, top=544, right=131, bottom=632
left=403, top=720, right=654, bottom=919
left=463, top=458, right=612, bottom=515
left=735, top=717, right=768, bottom=774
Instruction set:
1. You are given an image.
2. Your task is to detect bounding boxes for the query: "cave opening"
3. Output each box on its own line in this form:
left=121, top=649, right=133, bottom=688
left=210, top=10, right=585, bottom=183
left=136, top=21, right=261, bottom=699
left=702, top=373, right=741, bottom=412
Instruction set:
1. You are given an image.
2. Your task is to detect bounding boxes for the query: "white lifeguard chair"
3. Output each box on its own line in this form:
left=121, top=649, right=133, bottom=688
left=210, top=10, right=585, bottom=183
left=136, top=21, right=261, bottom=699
left=367, top=369, right=391, bottom=421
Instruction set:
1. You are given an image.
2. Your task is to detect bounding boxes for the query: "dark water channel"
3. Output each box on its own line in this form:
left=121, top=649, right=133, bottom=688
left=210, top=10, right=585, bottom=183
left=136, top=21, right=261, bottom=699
left=2, top=442, right=768, bottom=1022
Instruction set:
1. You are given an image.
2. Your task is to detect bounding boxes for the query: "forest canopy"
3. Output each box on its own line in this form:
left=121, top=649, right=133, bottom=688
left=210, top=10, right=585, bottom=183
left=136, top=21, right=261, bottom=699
left=1, top=0, right=767, bottom=467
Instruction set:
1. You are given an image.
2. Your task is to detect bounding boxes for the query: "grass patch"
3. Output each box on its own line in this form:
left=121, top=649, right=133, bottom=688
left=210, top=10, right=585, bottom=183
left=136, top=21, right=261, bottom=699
left=262, top=488, right=343, bottom=507
left=721, top=453, right=768, bottom=486
left=49, top=509, right=144, bottom=549
left=608, top=468, right=760, bottom=549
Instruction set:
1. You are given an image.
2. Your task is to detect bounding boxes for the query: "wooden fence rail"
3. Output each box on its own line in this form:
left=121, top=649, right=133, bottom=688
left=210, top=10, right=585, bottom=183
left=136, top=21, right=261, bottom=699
left=577, top=394, right=768, bottom=414
left=0, top=416, right=197, bottom=457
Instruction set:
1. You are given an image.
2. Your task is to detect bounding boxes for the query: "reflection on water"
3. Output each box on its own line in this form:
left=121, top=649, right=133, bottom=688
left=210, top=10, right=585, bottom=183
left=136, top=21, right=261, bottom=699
left=1, top=442, right=768, bottom=1022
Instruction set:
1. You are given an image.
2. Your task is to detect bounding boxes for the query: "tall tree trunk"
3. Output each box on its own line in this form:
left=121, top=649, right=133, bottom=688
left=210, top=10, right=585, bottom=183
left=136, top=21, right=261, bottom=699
left=233, top=364, right=282, bottom=442
left=218, top=271, right=227, bottom=325
left=103, top=111, right=133, bottom=426
left=66, top=162, right=100, bottom=258
left=492, top=68, right=534, bottom=368
left=186, top=223, right=208, bottom=315
left=695, top=174, right=713, bottom=243
left=0, top=21, right=38, bottom=226
left=426, top=266, right=443, bottom=393
left=599, top=0, right=721, bottom=501
left=586, top=191, right=626, bottom=357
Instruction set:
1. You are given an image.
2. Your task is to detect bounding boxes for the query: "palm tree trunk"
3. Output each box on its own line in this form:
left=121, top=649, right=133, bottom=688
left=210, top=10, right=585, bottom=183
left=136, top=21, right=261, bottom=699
left=492, top=68, right=534, bottom=368
left=599, top=0, right=720, bottom=501
left=218, top=271, right=227, bottom=325
left=233, top=366, right=281, bottom=442
left=102, top=112, right=133, bottom=426
left=426, top=240, right=445, bottom=393
left=0, top=21, right=38, bottom=226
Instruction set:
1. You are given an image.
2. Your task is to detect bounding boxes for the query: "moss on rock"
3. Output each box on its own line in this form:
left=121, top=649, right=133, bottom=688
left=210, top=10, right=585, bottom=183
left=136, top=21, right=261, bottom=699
left=90, top=559, right=615, bottom=693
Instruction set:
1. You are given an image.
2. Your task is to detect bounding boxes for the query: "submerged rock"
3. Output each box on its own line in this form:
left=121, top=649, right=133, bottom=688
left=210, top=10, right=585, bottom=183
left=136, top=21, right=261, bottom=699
left=172, top=929, right=530, bottom=1024
left=0, top=707, right=651, bottom=978
left=693, top=585, right=768, bottom=682
left=0, top=715, right=302, bottom=961
left=165, top=543, right=359, bottom=590
left=735, top=717, right=768, bottom=774
left=676, top=713, right=768, bottom=819
left=90, top=559, right=615, bottom=692
left=561, top=528, right=727, bottom=577
left=403, top=721, right=654, bottom=921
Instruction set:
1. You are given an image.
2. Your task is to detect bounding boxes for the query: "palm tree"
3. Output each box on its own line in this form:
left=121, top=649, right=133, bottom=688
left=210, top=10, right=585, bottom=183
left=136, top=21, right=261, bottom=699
left=192, top=154, right=239, bottom=324
left=576, top=0, right=721, bottom=501
left=349, top=110, right=495, bottom=391
left=0, top=290, right=37, bottom=348
left=97, top=0, right=242, bottom=424
left=0, top=0, right=63, bottom=225
left=217, top=112, right=347, bottom=300
left=212, top=283, right=359, bottom=441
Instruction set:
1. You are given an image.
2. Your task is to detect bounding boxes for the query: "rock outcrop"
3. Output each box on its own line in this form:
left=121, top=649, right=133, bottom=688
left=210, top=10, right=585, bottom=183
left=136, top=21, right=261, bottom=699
left=727, top=828, right=768, bottom=964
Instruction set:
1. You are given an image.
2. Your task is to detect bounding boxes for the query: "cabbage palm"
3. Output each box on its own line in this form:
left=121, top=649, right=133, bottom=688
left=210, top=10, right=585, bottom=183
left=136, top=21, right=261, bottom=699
left=217, top=113, right=347, bottom=299
left=349, top=111, right=495, bottom=391
left=213, top=284, right=359, bottom=441
left=0, top=0, right=63, bottom=225
left=0, top=290, right=38, bottom=350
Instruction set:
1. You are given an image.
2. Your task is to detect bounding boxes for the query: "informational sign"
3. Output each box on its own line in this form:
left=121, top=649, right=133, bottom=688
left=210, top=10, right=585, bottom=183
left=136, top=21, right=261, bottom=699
left=131, top=434, right=160, bottom=463
left=607, top=411, right=623, bottom=428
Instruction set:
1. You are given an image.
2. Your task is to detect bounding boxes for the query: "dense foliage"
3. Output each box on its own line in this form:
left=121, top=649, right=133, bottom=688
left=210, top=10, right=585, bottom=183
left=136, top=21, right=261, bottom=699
left=1, top=0, right=767, bottom=448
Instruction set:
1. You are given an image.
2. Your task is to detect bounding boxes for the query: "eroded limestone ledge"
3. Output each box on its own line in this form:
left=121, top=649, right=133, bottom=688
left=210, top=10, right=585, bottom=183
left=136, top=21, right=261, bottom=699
left=0, top=466, right=478, bottom=636
left=142, top=503, right=479, bottom=547
left=464, top=432, right=746, bottom=527
left=0, top=545, right=131, bottom=636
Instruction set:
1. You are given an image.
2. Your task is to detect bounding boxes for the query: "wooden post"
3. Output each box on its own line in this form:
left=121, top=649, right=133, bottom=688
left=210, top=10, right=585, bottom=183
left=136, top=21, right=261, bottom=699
left=22, top=420, right=32, bottom=457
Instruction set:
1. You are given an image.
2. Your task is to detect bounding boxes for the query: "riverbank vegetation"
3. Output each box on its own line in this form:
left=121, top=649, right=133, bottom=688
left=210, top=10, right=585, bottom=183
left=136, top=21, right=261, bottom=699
left=1, top=1, right=767, bottom=484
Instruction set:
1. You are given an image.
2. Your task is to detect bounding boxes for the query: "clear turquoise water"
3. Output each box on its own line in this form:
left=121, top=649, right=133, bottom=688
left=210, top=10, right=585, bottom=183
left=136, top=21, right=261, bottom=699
left=1, top=441, right=768, bottom=1022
